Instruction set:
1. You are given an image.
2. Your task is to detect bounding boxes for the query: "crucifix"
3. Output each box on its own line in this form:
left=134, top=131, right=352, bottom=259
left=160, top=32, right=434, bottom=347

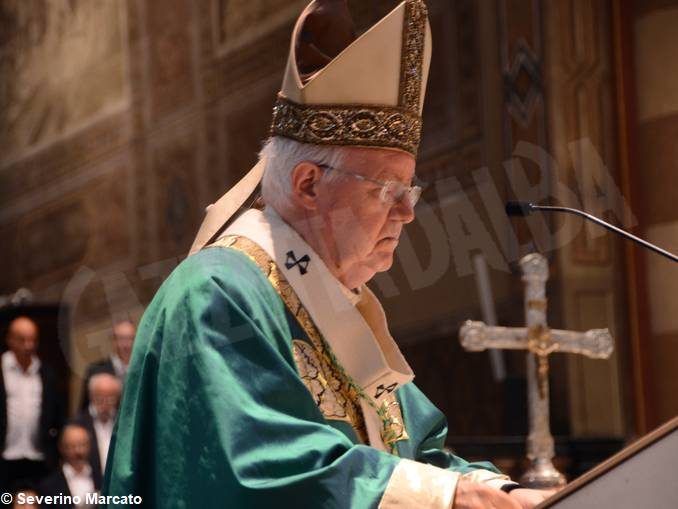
left=459, top=253, right=614, bottom=489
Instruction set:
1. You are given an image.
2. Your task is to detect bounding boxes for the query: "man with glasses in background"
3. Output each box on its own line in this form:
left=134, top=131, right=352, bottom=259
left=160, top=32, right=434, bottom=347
left=79, top=320, right=134, bottom=410
left=75, top=373, right=121, bottom=487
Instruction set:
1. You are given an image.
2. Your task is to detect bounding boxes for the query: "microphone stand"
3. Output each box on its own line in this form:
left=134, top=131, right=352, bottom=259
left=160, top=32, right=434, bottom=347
left=505, top=201, right=678, bottom=264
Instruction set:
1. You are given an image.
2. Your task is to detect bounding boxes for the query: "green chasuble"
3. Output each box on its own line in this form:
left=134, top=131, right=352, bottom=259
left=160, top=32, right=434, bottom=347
left=104, top=218, right=509, bottom=508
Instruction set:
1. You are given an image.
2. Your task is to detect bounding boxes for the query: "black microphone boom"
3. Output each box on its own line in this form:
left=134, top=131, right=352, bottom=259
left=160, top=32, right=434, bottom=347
left=505, top=201, right=678, bottom=264
left=505, top=201, right=536, bottom=217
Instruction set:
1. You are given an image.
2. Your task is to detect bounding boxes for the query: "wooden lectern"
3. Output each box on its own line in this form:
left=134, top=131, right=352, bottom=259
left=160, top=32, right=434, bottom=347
left=538, top=416, right=678, bottom=508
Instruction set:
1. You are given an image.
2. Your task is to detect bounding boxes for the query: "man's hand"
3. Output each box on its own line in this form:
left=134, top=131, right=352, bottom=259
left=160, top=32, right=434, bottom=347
left=453, top=479, right=522, bottom=509
left=508, top=488, right=558, bottom=509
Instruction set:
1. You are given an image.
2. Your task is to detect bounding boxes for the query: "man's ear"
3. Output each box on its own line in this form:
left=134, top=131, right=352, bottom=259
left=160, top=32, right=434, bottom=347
left=291, top=161, right=323, bottom=210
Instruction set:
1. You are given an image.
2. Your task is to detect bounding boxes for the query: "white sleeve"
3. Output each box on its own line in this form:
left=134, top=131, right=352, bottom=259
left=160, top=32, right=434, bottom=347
left=460, top=469, right=516, bottom=490
left=378, top=458, right=460, bottom=509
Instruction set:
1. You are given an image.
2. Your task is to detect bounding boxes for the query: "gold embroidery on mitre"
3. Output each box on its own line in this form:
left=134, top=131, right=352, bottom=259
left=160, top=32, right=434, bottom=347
left=270, top=96, right=422, bottom=155
left=270, top=0, right=429, bottom=155
left=210, top=235, right=368, bottom=443
left=399, top=0, right=427, bottom=112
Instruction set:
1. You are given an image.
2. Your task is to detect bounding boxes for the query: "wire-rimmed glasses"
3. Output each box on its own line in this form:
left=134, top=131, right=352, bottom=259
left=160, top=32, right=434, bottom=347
left=316, top=163, right=422, bottom=208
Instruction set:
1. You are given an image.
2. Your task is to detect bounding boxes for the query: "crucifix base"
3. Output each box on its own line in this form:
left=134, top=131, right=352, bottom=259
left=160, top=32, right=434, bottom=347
left=520, top=458, right=567, bottom=490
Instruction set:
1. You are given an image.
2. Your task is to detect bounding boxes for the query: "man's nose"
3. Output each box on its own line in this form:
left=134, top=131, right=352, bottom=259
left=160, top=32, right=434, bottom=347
left=390, top=196, right=416, bottom=224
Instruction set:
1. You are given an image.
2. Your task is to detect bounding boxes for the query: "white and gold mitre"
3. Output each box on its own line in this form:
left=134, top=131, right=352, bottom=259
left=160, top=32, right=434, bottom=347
left=189, top=0, right=432, bottom=254
left=271, top=0, right=432, bottom=156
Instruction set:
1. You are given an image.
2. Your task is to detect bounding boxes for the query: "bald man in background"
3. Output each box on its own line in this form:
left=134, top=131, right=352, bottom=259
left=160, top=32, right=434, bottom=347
left=0, top=316, right=64, bottom=492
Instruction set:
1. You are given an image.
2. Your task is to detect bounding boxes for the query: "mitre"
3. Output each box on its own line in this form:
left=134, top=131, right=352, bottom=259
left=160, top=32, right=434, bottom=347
left=189, top=0, right=432, bottom=255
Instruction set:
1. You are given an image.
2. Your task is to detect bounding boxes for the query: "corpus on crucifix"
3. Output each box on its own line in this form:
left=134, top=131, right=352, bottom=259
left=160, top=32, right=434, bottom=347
left=459, top=253, right=614, bottom=489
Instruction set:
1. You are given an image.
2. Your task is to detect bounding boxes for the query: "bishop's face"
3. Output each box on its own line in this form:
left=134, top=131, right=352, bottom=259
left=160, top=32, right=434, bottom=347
left=314, top=147, right=416, bottom=288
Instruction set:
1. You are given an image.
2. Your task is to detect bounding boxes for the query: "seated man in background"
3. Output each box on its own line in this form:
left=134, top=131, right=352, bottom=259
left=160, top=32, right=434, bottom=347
left=80, top=320, right=134, bottom=410
left=1, top=316, right=63, bottom=492
left=39, top=423, right=100, bottom=508
left=74, top=373, right=121, bottom=484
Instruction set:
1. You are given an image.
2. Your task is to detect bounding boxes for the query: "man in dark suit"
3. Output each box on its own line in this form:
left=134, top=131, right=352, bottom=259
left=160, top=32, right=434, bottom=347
left=0, top=316, right=64, bottom=492
left=74, top=373, right=121, bottom=483
left=39, top=423, right=100, bottom=508
left=80, top=320, right=134, bottom=410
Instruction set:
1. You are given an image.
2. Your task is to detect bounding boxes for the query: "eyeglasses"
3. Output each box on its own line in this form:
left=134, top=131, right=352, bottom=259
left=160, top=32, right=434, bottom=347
left=316, top=164, right=422, bottom=207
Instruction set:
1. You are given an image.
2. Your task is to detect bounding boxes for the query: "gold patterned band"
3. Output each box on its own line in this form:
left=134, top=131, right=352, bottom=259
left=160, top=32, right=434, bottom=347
left=399, top=0, right=427, bottom=112
left=270, top=95, right=422, bottom=155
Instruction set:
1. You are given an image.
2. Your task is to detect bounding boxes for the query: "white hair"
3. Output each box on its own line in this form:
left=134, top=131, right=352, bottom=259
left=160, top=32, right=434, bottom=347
left=88, top=372, right=122, bottom=395
left=259, top=136, right=347, bottom=212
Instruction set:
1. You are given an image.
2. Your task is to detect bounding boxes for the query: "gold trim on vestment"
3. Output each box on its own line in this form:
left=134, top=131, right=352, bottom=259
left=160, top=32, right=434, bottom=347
left=210, top=235, right=410, bottom=452
left=211, top=235, right=368, bottom=443
left=292, top=340, right=363, bottom=429
left=380, top=393, right=410, bottom=447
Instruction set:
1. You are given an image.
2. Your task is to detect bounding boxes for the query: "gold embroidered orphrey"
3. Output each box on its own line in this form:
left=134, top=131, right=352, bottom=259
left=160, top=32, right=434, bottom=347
left=270, top=0, right=428, bottom=155
left=209, top=235, right=409, bottom=452
left=292, top=339, right=363, bottom=429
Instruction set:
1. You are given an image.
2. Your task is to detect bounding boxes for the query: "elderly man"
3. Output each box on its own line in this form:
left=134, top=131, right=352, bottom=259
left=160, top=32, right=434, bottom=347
left=0, top=316, right=63, bottom=492
left=39, top=423, right=99, bottom=508
left=74, top=373, right=121, bottom=484
left=80, top=320, right=134, bottom=410
left=105, top=1, right=552, bottom=507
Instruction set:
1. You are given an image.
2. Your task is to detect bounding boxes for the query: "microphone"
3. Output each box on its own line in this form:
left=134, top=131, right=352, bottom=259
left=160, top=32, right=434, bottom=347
left=505, top=201, right=678, bottom=263
left=505, top=201, right=536, bottom=217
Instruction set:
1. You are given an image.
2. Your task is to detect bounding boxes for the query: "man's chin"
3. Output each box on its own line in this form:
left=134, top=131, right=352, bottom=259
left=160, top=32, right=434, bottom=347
left=369, top=251, right=395, bottom=273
